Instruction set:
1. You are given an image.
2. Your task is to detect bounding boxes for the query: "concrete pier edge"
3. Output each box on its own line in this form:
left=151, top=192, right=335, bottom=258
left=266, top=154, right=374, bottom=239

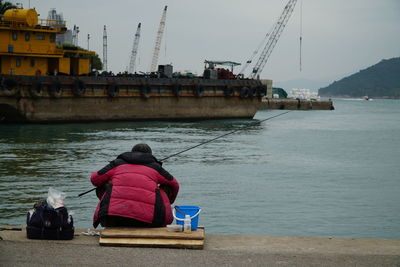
left=259, top=98, right=335, bottom=110
left=1, top=227, right=399, bottom=266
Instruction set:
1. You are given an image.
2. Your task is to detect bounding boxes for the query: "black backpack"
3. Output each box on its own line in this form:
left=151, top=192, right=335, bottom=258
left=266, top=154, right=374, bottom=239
left=26, top=201, right=74, bottom=240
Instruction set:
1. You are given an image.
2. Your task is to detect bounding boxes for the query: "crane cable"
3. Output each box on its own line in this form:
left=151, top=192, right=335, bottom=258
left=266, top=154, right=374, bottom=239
left=299, top=0, right=303, bottom=72
left=239, top=22, right=275, bottom=76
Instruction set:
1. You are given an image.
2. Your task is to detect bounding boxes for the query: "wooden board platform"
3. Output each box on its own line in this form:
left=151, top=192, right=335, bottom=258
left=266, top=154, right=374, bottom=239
left=99, top=226, right=205, bottom=249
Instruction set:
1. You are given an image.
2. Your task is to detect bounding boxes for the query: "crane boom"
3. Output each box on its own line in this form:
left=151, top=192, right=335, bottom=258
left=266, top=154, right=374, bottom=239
left=238, top=25, right=274, bottom=76
left=150, top=6, right=167, bottom=72
left=103, top=25, right=107, bottom=72
left=128, top=23, right=142, bottom=73
left=250, top=0, right=298, bottom=79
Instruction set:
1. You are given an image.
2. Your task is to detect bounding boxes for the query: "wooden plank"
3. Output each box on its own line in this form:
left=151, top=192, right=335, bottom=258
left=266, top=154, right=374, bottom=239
left=99, top=237, right=204, bottom=249
left=101, top=227, right=204, bottom=240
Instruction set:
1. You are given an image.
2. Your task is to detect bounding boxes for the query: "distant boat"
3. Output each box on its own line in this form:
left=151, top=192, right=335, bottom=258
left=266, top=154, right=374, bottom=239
left=362, top=96, right=371, bottom=101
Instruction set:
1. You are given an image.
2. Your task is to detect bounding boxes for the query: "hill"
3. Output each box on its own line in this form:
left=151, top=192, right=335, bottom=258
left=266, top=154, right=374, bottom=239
left=318, top=57, right=400, bottom=98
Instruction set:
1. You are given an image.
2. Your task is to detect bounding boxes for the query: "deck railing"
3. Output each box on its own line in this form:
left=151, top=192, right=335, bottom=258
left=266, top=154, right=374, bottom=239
left=0, top=16, right=66, bottom=31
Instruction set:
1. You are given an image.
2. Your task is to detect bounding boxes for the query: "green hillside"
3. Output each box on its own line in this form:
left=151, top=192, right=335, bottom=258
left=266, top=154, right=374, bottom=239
left=319, top=57, right=400, bottom=98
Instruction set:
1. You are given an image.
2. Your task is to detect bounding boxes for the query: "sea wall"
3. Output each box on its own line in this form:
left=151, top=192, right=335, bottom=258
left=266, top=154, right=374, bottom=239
left=259, top=98, right=334, bottom=110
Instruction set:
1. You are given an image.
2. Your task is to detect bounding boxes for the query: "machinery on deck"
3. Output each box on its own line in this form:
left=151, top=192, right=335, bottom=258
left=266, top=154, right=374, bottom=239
left=203, top=60, right=241, bottom=80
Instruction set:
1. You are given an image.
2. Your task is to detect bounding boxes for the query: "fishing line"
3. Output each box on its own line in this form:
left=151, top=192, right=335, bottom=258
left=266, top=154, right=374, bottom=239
left=159, top=110, right=292, bottom=161
left=77, top=110, right=292, bottom=197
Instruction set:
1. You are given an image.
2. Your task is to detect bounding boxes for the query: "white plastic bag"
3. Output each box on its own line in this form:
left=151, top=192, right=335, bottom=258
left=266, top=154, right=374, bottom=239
left=46, top=187, right=66, bottom=209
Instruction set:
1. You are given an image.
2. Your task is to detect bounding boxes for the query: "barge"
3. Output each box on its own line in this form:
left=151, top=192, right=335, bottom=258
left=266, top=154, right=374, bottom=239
left=0, top=8, right=268, bottom=123
left=0, top=74, right=267, bottom=122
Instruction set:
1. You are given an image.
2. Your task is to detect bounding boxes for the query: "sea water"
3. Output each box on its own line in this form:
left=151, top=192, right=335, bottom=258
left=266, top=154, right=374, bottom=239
left=0, top=99, right=399, bottom=238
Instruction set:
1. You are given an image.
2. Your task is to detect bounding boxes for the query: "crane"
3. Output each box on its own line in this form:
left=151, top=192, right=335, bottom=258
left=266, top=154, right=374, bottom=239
left=72, top=25, right=80, bottom=46
left=103, top=25, right=108, bottom=71
left=128, top=23, right=142, bottom=73
left=241, top=0, right=298, bottom=79
left=251, top=0, right=297, bottom=78
left=150, top=6, right=168, bottom=72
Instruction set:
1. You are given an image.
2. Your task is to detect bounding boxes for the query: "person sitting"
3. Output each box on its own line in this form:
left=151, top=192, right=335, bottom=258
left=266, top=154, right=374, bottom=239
left=91, top=143, right=179, bottom=228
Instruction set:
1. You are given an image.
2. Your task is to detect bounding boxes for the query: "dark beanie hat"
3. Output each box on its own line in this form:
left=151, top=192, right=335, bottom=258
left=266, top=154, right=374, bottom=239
left=132, top=143, right=152, bottom=154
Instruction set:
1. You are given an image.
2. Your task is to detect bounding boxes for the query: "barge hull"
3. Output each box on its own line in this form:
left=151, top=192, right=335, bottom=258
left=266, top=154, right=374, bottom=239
left=0, top=75, right=265, bottom=122
left=0, top=97, right=260, bottom=122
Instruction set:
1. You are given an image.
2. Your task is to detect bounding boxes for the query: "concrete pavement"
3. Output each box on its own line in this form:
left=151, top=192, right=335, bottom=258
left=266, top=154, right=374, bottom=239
left=1, top=227, right=399, bottom=266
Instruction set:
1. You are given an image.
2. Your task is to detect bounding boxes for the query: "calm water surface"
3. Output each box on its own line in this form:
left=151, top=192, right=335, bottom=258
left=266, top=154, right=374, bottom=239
left=1, top=99, right=399, bottom=238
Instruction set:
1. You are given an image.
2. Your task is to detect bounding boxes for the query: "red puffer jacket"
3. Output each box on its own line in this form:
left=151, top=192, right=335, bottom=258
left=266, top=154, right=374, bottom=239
left=91, top=151, right=179, bottom=228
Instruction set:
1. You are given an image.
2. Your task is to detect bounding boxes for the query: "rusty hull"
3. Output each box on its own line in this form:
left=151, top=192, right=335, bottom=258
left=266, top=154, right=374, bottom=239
left=0, top=75, right=264, bottom=122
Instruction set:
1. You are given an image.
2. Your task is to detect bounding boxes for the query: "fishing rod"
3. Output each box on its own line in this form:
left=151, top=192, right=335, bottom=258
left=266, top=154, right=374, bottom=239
left=77, top=111, right=292, bottom=197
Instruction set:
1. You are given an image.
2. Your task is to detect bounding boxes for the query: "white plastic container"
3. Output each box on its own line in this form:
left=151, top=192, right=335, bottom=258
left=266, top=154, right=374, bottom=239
left=183, top=215, right=191, bottom=233
left=166, top=224, right=183, bottom=232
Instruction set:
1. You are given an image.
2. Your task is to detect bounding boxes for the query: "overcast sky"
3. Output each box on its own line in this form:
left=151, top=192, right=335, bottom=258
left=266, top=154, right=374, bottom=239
left=11, top=0, right=400, bottom=88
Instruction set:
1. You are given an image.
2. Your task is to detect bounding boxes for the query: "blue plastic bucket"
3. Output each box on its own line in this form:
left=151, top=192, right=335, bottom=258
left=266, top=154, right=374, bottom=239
left=173, top=205, right=201, bottom=231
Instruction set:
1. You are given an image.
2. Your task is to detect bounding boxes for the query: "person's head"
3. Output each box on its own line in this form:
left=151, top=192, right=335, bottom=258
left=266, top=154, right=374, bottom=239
left=131, top=143, right=152, bottom=154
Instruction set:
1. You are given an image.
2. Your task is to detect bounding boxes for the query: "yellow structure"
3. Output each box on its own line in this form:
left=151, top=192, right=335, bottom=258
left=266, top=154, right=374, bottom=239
left=0, top=8, right=94, bottom=76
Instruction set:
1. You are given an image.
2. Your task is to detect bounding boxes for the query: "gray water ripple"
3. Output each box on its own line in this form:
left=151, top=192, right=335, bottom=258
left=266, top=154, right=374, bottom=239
left=1, top=102, right=400, bottom=238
